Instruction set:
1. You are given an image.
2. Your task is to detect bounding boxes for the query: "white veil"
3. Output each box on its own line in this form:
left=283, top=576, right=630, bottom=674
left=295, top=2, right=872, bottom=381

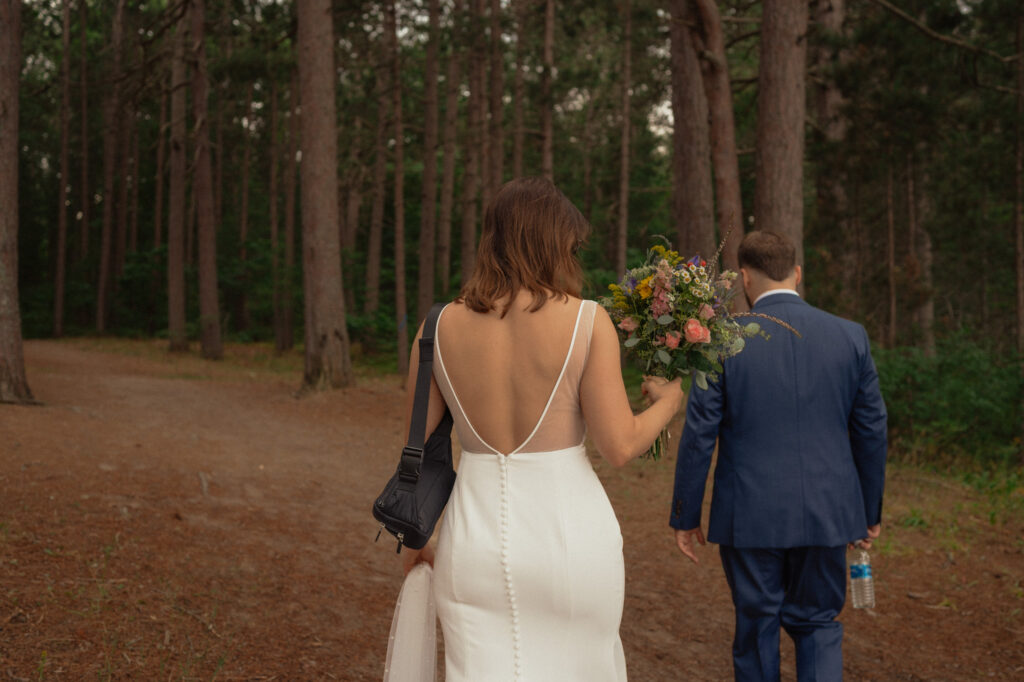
left=383, top=563, right=437, bottom=682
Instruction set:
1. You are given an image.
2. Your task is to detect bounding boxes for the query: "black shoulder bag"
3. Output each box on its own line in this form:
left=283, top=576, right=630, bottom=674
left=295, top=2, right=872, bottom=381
left=372, top=303, right=456, bottom=553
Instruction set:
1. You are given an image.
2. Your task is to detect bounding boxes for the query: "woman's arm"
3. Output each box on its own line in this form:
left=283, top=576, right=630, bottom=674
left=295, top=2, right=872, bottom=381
left=398, top=322, right=448, bottom=574
left=580, top=306, right=683, bottom=467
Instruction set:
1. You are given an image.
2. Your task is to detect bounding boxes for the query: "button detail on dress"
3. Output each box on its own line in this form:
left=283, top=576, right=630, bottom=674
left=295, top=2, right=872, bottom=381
left=498, top=453, right=522, bottom=681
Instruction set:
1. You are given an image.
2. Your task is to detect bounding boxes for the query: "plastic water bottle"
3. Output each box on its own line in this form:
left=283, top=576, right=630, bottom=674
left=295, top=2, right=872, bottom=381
left=849, top=547, right=875, bottom=609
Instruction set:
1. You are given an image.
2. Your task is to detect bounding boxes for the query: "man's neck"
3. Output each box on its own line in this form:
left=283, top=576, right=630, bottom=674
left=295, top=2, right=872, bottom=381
left=752, top=287, right=800, bottom=306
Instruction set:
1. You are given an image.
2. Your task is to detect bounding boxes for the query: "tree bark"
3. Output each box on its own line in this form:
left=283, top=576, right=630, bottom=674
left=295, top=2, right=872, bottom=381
left=386, top=0, right=410, bottom=376
left=365, top=34, right=388, bottom=315
left=913, top=151, right=935, bottom=357
left=461, top=0, right=483, bottom=286
left=130, top=120, right=139, bottom=253
left=237, top=82, right=254, bottom=333
left=269, top=79, right=283, bottom=352
left=280, top=74, right=298, bottom=351
left=669, top=0, right=715, bottom=260
left=418, top=0, right=441, bottom=324
left=1015, top=14, right=1024, bottom=464
left=476, top=0, right=491, bottom=212
left=154, top=88, right=167, bottom=249
left=297, top=0, right=353, bottom=388
left=540, top=0, right=554, bottom=180
left=79, top=0, right=89, bottom=262
left=437, top=0, right=463, bottom=299
left=512, top=0, right=526, bottom=178
left=190, top=0, right=223, bottom=359
left=96, top=0, right=126, bottom=332
left=54, top=0, right=72, bottom=338
left=752, top=0, right=808, bottom=282
left=115, top=100, right=133, bottom=279
left=691, top=0, right=744, bottom=305
left=0, top=0, right=33, bottom=403
left=886, top=162, right=896, bottom=349
left=167, top=16, right=188, bottom=353
left=615, top=1, right=632, bottom=276
left=488, top=0, right=504, bottom=194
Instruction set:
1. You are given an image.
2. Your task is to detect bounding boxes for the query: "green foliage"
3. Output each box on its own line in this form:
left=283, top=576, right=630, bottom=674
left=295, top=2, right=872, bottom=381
left=874, top=335, right=1022, bottom=465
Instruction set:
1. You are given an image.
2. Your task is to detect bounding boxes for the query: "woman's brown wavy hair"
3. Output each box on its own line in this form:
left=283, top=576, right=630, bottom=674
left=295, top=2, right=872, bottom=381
left=459, top=177, right=591, bottom=317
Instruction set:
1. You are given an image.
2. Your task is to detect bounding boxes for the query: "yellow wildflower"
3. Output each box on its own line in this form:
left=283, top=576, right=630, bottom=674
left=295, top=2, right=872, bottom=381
left=638, top=276, right=654, bottom=299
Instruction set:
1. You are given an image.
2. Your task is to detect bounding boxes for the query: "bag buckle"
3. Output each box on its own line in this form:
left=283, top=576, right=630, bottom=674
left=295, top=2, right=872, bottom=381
left=398, top=446, right=423, bottom=483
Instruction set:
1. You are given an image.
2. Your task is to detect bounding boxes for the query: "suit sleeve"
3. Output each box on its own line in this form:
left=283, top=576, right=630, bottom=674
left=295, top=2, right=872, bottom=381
left=848, top=327, right=888, bottom=526
left=669, top=375, right=724, bottom=530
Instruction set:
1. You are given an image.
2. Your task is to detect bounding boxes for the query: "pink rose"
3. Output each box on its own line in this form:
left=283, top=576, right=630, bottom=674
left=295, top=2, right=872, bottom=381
left=699, top=304, right=715, bottom=320
left=684, top=318, right=711, bottom=344
left=664, top=331, right=682, bottom=349
left=618, top=317, right=639, bottom=332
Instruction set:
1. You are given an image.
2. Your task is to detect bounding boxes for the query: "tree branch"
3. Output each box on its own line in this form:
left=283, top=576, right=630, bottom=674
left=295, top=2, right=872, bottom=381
left=866, top=0, right=1019, bottom=63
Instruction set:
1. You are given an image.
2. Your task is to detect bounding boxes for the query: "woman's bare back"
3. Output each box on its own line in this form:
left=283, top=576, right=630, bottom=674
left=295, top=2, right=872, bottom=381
left=434, top=291, right=593, bottom=455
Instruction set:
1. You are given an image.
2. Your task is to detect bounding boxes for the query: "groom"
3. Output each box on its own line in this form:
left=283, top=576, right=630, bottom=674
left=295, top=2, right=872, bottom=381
left=669, top=231, right=888, bottom=681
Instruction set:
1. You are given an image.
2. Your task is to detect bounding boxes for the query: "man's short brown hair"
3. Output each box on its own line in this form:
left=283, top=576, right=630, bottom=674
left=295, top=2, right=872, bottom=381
left=737, top=231, right=797, bottom=282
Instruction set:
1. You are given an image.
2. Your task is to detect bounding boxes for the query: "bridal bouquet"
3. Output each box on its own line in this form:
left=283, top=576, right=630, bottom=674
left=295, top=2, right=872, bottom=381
left=600, top=242, right=766, bottom=460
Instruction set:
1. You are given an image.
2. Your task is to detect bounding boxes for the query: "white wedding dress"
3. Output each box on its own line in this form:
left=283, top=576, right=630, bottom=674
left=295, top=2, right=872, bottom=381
left=430, top=299, right=628, bottom=682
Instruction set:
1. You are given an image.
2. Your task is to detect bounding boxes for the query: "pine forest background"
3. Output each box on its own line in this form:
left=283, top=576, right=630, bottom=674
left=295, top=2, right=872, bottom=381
left=2, top=0, right=1024, bottom=470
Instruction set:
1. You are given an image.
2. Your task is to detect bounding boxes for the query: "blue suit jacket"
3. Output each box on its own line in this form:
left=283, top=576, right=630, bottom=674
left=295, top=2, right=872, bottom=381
left=669, top=293, right=888, bottom=548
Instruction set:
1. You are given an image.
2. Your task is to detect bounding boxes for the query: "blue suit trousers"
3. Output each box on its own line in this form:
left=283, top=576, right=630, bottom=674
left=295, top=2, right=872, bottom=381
left=719, top=545, right=847, bottom=682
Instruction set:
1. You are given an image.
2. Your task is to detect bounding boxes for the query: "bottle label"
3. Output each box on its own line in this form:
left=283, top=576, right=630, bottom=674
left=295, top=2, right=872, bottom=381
left=850, top=564, right=872, bottom=580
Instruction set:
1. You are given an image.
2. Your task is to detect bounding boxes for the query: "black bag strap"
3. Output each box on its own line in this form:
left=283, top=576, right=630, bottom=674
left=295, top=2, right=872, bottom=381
left=398, top=302, right=447, bottom=483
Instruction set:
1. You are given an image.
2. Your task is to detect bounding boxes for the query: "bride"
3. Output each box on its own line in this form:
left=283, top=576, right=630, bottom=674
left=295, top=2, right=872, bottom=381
left=398, top=177, right=683, bottom=681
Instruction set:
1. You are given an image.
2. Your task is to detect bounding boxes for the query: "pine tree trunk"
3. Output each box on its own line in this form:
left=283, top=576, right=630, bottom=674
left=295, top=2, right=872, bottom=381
left=269, top=80, right=283, bottom=351
left=387, top=0, right=410, bottom=377
left=115, top=101, right=133, bottom=277
left=886, top=162, right=896, bottom=349
left=488, top=0, right=504, bottom=195
left=915, top=154, right=935, bottom=357
left=476, top=0, right=491, bottom=212
left=753, top=0, right=808, bottom=280
left=297, top=0, right=353, bottom=388
left=130, top=122, right=139, bottom=253
left=54, top=0, right=72, bottom=338
left=79, top=0, right=89, bottom=262
left=154, top=88, right=167, bottom=248
left=691, top=0, right=744, bottom=305
left=512, top=0, right=526, bottom=179
left=461, top=3, right=483, bottom=286
left=669, top=0, right=714, bottom=259
left=280, top=75, right=298, bottom=351
left=418, top=0, right=441, bottom=324
left=237, top=83, right=254, bottom=333
left=96, top=0, right=126, bottom=332
left=540, top=0, right=554, bottom=181
left=0, top=0, right=33, bottom=404
left=190, top=0, right=223, bottom=359
left=615, top=1, right=632, bottom=276
left=437, top=0, right=463, bottom=299
left=365, top=41, right=388, bottom=315
left=167, top=17, right=188, bottom=353
left=1015, top=14, right=1024, bottom=465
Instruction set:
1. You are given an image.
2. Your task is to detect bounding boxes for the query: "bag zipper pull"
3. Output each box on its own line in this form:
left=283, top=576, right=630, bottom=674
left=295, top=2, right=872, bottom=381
left=396, top=533, right=405, bottom=554
left=375, top=523, right=384, bottom=542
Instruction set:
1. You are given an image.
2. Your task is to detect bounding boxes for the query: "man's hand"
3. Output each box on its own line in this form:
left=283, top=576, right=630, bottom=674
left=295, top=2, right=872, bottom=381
left=851, top=523, right=882, bottom=550
left=674, top=527, right=706, bottom=564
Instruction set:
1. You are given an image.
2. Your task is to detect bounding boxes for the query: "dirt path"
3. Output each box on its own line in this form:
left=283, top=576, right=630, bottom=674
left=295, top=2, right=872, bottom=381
left=1, top=340, right=1022, bottom=680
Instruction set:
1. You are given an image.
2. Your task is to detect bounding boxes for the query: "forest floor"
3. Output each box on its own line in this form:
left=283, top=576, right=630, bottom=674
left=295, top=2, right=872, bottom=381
left=1, top=339, right=1023, bottom=681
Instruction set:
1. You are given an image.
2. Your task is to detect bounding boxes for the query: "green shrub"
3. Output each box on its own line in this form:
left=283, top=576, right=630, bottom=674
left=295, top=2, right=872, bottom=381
left=874, top=335, right=1021, bottom=466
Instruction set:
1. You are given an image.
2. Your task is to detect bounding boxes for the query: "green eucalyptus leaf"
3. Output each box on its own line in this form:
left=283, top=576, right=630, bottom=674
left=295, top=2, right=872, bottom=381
left=657, top=314, right=674, bottom=325
left=657, top=349, right=672, bottom=365
left=624, top=336, right=640, bottom=348
left=695, top=370, right=708, bottom=390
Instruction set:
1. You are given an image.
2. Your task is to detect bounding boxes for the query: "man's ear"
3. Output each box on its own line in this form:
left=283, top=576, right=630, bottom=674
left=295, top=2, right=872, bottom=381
left=740, top=267, right=751, bottom=292
left=794, top=265, right=802, bottom=287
